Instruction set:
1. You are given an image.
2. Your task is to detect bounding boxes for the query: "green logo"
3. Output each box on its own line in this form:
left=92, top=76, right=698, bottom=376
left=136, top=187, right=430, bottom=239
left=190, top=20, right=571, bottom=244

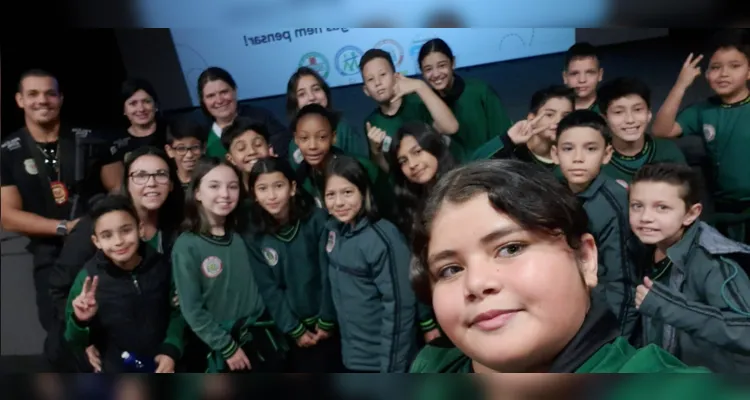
left=299, top=52, right=330, bottom=79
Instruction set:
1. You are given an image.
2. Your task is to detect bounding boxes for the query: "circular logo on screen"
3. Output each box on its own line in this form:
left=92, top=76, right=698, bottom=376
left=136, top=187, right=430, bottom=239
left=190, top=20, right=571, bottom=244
left=299, top=52, right=330, bottom=79
left=201, top=256, right=223, bottom=278
left=702, top=124, right=716, bottom=142
left=335, top=46, right=364, bottom=76
left=374, top=39, right=404, bottom=68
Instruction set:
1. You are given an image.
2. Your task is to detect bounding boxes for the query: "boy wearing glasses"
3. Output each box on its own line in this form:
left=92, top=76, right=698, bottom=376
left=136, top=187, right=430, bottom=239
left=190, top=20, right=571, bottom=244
left=165, top=117, right=206, bottom=192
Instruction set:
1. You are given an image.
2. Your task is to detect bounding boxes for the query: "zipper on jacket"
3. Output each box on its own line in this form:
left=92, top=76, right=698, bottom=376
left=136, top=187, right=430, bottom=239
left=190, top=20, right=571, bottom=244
left=131, top=274, right=142, bottom=295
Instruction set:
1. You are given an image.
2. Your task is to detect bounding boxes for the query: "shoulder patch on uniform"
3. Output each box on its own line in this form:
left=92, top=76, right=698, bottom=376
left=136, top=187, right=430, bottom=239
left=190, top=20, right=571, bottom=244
left=24, top=159, right=39, bottom=175
left=262, top=247, right=279, bottom=267
left=72, top=128, right=91, bottom=138
left=702, top=124, right=716, bottom=142
left=615, top=179, right=629, bottom=190
left=293, top=148, right=304, bottom=164
left=326, top=231, right=336, bottom=253
left=1, top=137, right=21, bottom=151
left=201, top=256, right=223, bottom=278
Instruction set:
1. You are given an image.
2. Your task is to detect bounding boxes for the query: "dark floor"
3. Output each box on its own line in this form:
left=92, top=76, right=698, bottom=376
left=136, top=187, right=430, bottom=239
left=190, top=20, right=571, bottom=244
left=0, top=355, right=50, bottom=373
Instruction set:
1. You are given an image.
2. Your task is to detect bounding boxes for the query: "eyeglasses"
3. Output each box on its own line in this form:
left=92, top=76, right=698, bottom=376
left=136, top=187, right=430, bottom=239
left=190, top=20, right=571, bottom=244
left=129, top=171, right=170, bottom=185
left=171, top=145, right=203, bottom=155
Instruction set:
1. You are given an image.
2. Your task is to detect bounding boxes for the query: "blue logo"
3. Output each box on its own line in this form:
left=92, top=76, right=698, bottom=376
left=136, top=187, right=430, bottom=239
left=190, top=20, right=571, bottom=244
left=334, top=46, right=364, bottom=77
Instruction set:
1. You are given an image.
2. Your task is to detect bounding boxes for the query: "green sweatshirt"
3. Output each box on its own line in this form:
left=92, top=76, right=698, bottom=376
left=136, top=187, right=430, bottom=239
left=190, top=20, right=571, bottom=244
left=438, top=76, right=513, bottom=163
left=602, top=135, right=687, bottom=185
left=171, top=231, right=266, bottom=359
left=205, top=123, right=226, bottom=159
left=242, top=208, right=336, bottom=338
left=576, top=173, right=640, bottom=338
left=289, top=119, right=370, bottom=168
left=364, top=93, right=431, bottom=154
left=471, top=133, right=558, bottom=173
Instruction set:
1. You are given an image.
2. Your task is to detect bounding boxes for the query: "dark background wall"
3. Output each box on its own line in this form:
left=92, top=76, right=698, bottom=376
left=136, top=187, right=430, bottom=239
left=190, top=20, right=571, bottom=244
left=0, top=29, right=720, bottom=360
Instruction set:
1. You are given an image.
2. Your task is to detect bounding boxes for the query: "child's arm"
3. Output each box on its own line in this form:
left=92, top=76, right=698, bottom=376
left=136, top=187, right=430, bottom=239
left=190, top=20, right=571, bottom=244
left=396, top=75, right=458, bottom=135
left=159, top=280, right=186, bottom=363
left=245, top=241, right=307, bottom=339
left=370, top=230, right=417, bottom=373
left=652, top=53, right=704, bottom=138
left=49, top=217, right=96, bottom=321
left=171, top=245, right=237, bottom=359
left=64, top=270, right=92, bottom=349
left=638, top=258, right=750, bottom=353
left=315, top=214, right=336, bottom=331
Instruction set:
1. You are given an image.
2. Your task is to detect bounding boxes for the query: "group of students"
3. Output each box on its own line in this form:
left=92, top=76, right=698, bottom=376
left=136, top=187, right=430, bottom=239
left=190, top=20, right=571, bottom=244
left=2, top=29, right=749, bottom=375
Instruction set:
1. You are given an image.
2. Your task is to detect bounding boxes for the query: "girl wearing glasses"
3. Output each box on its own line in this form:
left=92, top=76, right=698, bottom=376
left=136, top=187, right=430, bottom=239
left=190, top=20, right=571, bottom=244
left=48, top=146, right=184, bottom=372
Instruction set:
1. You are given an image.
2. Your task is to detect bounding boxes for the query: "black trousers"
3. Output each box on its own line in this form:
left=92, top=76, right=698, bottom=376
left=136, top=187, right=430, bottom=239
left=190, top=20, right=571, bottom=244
left=284, top=332, right=344, bottom=373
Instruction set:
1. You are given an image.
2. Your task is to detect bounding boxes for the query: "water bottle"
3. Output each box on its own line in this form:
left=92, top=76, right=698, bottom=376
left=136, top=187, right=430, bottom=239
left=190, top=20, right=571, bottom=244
left=121, top=351, right=156, bottom=372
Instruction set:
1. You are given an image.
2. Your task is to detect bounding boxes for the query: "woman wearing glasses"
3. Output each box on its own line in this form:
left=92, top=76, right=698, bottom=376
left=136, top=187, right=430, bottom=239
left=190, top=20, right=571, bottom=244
left=48, top=146, right=184, bottom=372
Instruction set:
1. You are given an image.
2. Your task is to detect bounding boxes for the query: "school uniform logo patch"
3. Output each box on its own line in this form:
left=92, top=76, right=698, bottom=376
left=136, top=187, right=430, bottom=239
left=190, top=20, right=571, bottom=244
left=23, top=159, right=38, bottom=175
left=201, top=256, right=223, bottom=278
left=326, top=231, right=336, bottom=253
left=263, top=248, right=279, bottom=267
left=293, top=148, right=304, bottom=164
left=703, top=124, right=716, bottom=142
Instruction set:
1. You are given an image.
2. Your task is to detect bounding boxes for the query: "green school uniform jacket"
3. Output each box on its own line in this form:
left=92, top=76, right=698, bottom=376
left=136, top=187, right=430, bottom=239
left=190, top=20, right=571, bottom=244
left=470, top=133, right=557, bottom=171
left=171, top=231, right=266, bottom=359
left=241, top=208, right=337, bottom=338
left=325, top=216, right=419, bottom=372
left=437, top=76, right=513, bottom=163
left=577, top=173, right=640, bottom=338
left=409, top=302, right=704, bottom=373
left=602, top=135, right=687, bottom=186
left=288, top=119, right=370, bottom=168
left=364, top=93, right=431, bottom=154
left=676, top=95, right=750, bottom=203
left=295, top=148, right=396, bottom=220
left=64, top=244, right=184, bottom=372
left=638, top=221, right=750, bottom=372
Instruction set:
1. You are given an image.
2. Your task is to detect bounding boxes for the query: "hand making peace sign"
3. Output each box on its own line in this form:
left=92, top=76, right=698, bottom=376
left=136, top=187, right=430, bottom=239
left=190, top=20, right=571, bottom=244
left=676, top=52, right=704, bottom=90
left=73, top=276, right=99, bottom=322
left=507, top=112, right=548, bottom=145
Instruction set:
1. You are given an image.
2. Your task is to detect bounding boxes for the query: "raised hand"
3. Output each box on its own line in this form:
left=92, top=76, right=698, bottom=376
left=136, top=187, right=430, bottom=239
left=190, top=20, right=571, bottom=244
left=507, top=113, right=547, bottom=145
left=676, top=53, right=704, bottom=90
left=391, top=73, right=424, bottom=103
left=366, top=122, right=388, bottom=153
left=73, top=276, right=99, bottom=322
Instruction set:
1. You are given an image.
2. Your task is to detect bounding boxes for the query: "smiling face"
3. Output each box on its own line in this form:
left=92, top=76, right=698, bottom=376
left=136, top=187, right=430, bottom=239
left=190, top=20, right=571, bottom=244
left=604, top=94, right=652, bottom=144
left=195, top=165, right=241, bottom=220
left=254, top=171, right=296, bottom=221
left=201, top=79, right=238, bottom=121
left=295, top=74, right=329, bottom=110
left=563, top=57, right=603, bottom=101
left=397, top=135, right=439, bottom=184
left=426, top=193, right=597, bottom=373
left=16, top=75, right=63, bottom=125
left=362, top=57, right=396, bottom=103
left=227, top=130, right=271, bottom=173
left=92, top=210, right=141, bottom=266
left=420, top=51, right=455, bottom=92
left=166, top=137, right=203, bottom=175
left=552, top=127, right=612, bottom=192
left=629, top=181, right=701, bottom=247
left=324, top=175, right=363, bottom=224
left=127, top=155, right=172, bottom=212
left=294, top=113, right=335, bottom=168
left=706, top=47, right=750, bottom=100
left=123, top=89, right=156, bottom=127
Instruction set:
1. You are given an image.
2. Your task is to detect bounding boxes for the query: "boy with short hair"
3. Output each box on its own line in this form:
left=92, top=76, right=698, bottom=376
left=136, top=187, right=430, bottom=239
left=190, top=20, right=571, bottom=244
left=551, top=109, right=640, bottom=338
left=630, top=163, right=750, bottom=372
left=598, top=77, right=687, bottom=187
left=221, top=117, right=273, bottom=190
left=64, top=195, right=184, bottom=373
left=562, top=42, right=604, bottom=112
left=652, top=29, right=750, bottom=243
left=165, top=117, right=205, bottom=192
left=471, top=85, right=574, bottom=172
left=360, top=49, right=459, bottom=171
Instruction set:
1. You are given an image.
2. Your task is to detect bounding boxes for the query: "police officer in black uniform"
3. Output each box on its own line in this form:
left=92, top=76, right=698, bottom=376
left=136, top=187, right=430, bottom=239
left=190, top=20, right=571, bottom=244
left=0, top=69, right=123, bottom=370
